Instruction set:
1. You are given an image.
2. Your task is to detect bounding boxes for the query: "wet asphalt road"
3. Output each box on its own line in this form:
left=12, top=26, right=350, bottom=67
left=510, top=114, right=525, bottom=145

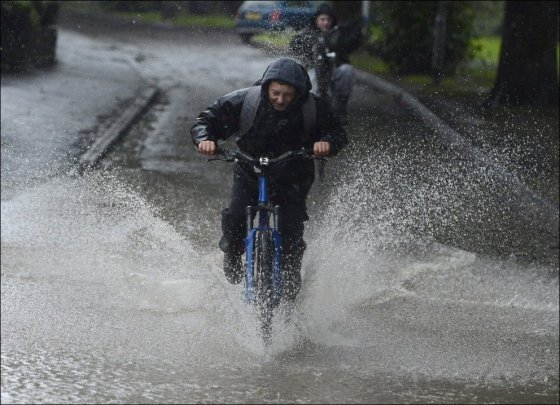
left=1, top=13, right=558, bottom=404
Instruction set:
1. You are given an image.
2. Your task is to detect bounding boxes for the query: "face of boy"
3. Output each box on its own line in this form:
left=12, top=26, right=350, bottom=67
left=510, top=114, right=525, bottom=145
left=316, top=14, right=333, bottom=32
left=267, top=81, right=297, bottom=111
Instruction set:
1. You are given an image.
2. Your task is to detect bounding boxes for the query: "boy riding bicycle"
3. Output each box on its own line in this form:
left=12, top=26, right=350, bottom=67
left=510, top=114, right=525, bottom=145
left=191, top=57, right=347, bottom=302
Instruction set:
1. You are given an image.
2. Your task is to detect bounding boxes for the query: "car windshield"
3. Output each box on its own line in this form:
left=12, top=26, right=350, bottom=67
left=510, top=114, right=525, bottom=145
left=242, top=1, right=280, bottom=8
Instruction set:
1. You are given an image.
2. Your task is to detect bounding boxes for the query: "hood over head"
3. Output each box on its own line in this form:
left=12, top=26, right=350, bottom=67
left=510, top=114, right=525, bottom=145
left=260, top=57, right=312, bottom=98
left=314, top=3, right=338, bottom=28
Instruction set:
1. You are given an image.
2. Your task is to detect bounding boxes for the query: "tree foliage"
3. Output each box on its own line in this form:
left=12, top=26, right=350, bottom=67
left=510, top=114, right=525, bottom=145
left=373, top=1, right=476, bottom=75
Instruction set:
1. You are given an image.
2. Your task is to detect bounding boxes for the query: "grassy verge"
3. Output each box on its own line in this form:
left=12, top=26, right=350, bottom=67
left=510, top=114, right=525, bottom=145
left=59, top=2, right=235, bottom=29
left=111, top=10, right=235, bottom=29
left=253, top=30, right=295, bottom=49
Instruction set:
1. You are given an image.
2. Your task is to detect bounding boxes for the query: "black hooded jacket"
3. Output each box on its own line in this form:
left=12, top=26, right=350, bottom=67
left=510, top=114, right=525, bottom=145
left=191, top=58, right=347, bottom=186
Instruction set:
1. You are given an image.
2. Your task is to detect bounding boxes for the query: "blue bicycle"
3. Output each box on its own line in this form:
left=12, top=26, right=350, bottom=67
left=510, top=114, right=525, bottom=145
left=210, top=148, right=321, bottom=341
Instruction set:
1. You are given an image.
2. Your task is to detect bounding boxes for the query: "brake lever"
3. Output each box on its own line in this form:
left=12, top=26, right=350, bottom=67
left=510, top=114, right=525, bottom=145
left=209, top=148, right=237, bottom=163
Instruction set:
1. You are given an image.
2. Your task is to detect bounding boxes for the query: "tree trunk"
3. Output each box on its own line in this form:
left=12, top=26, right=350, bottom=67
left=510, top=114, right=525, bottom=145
left=431, top=1, right=447, bottom=85
left=486, top=1, right=559, bottom=107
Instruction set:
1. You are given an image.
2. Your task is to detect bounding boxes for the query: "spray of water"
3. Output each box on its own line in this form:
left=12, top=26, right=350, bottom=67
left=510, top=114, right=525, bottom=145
left=283, top=133, right=559, bottom=381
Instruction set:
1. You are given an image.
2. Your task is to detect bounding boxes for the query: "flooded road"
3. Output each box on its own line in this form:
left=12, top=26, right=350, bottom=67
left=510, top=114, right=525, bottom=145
left=1, top=17, right=558, bottom=404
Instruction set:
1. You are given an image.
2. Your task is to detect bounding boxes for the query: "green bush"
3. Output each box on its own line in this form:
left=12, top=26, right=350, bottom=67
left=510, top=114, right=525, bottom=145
left=372, top=1, right=476, bottom=76
left=1, top=1, right=58, bottom=72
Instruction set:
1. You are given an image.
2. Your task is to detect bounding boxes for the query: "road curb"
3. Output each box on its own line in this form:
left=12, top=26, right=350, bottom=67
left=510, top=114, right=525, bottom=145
left=77, top=85, right=159, bottom=170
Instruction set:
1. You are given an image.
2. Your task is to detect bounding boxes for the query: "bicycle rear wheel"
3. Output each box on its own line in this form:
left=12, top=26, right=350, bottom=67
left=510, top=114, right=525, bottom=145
left=253, top=229, right=275, bottom=340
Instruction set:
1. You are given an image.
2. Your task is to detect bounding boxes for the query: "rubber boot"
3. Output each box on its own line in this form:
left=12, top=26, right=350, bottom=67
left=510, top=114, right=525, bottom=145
left=219, top=208, right=245, bottom=284
left=281, top=239, right=306, bottom=303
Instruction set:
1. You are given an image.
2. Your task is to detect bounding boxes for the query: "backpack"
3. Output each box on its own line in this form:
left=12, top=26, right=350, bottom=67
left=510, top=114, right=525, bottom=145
left=238, top=85, right=316, bottom=140
left=327, top=21, right=364, bottom=55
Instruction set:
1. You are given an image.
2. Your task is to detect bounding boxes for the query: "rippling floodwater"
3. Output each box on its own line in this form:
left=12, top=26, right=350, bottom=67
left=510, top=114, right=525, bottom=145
left=1, top=162, right=558, bottom=403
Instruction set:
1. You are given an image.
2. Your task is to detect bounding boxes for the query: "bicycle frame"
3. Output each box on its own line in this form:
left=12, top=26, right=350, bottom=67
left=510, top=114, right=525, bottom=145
left=244, top=174, right=283, bottom=306
left=208, top=148, right=318, bottom=310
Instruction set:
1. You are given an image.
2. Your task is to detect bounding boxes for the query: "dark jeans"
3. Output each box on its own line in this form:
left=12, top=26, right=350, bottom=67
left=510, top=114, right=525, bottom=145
left=220, top=171, right=310, bottom=301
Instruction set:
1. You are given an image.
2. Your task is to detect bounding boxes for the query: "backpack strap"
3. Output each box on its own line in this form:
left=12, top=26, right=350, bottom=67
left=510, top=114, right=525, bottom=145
left=239, top=85, right=316, bottom=139
left=239, top=86, right=261, bottom=137
left=301, top=94, right=316, bottom=140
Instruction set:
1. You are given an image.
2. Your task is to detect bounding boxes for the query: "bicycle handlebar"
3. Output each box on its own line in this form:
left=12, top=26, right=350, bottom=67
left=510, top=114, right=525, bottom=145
left=207, top=148, right=326, bottom=166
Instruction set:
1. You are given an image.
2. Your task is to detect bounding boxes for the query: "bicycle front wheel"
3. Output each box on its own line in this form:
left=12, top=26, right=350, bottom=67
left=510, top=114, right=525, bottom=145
left=253, top=229, right=275, bottom=339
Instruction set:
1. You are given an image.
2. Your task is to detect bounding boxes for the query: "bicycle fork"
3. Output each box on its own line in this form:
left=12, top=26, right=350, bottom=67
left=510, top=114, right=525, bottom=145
left=244, top=176, right=283, bottom=306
